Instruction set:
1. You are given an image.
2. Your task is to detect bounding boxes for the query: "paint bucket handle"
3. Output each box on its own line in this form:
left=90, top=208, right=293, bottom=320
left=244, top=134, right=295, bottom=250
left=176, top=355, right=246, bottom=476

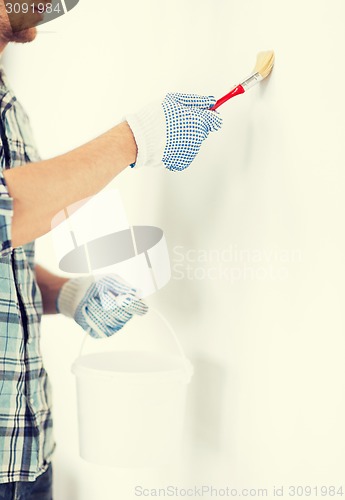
left=77, top=305, right=190, bottom=374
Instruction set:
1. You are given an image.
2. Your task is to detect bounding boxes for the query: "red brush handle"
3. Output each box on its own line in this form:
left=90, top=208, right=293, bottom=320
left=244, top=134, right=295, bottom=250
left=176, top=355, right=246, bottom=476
left=210, top=84, right=245, bottom=111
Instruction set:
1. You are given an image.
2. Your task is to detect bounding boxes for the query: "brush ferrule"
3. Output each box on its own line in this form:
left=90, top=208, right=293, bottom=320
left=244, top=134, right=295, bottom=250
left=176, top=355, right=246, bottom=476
left=241, top=72, right=263, bottom=91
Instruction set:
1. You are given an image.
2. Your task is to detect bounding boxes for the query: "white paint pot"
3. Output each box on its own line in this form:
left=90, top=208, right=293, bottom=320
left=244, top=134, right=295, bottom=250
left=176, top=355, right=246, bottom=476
left=71, top=310, right=193, bottom=468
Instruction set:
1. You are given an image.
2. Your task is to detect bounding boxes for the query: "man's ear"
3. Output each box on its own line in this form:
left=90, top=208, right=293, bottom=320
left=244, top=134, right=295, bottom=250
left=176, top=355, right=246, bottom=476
left=7, top=0, right=81, bottom=33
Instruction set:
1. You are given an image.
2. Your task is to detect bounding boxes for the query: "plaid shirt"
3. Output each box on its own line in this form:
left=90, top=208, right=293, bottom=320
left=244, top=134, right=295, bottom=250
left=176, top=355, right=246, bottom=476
left=0, top=67, right=55, bottom=484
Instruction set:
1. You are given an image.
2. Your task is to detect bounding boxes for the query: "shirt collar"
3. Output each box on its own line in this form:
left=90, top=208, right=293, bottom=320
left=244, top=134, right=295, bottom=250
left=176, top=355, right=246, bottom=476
left=0, top=66, right=16, bottom=108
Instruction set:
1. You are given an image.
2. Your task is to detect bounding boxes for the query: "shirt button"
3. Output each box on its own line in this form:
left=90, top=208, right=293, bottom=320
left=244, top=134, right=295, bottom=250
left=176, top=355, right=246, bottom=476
left=27, top=338, right=32, bottom=344
left=30, top=398, right=34, bottom=405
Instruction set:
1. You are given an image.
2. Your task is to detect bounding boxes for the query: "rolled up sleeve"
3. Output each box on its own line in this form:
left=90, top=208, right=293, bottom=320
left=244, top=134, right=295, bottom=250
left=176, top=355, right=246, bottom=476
left=0, top=169, right=13, bottom=258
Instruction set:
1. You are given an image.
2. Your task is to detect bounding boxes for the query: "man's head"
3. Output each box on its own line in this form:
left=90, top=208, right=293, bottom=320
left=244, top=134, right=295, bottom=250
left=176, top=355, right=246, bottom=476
left=0, top=0, right=44, bottom=50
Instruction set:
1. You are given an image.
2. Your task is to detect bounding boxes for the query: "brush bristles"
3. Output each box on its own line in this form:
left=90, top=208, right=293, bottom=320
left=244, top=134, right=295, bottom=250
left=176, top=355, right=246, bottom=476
left=254, top=50, right=275, bottom=79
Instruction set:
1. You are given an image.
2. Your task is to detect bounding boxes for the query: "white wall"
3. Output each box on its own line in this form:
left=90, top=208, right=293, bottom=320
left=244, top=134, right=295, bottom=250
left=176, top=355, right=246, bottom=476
left=4, top=0, right=345, bottom=498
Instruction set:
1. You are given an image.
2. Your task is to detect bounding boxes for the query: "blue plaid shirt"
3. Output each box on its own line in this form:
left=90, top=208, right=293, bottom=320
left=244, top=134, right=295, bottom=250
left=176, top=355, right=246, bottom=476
left=0, top=67, right=55, bottom=484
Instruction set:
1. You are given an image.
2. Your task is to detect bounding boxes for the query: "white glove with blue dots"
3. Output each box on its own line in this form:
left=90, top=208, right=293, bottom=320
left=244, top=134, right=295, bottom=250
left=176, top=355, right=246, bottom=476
left=57, top=274, right=148, bottom=339
left=126, top=93, right=222, bottom=172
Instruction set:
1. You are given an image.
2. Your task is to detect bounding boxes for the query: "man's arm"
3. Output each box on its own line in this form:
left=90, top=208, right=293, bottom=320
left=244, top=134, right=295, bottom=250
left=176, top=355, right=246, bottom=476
left=3, top=93, right=222, bottom=251
left=35, top=265, right=69, bottom=314
left=3, top=121, right=137, bottom=248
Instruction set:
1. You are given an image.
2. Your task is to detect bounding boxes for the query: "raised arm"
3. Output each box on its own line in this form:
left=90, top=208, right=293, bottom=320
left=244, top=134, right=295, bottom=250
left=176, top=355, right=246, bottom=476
left=4, top=122, right=136, bottom=248
left=2, top=93, right=222, bottom=250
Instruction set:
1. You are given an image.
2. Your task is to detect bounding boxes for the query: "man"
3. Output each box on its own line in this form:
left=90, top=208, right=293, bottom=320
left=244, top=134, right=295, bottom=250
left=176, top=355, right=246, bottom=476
left=0, top=1, right=222, bottom=498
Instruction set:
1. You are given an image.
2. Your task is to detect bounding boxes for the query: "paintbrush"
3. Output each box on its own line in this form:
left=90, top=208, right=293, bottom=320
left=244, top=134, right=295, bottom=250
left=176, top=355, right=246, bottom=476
left=211, top=51, right=275, bottom=111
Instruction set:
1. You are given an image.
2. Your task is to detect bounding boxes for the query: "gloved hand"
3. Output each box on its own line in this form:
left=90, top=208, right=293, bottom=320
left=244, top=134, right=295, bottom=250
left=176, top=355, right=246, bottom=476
left=57, top=274, right=148, bottom=339
left=126, top=92, right=222, bottom=172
